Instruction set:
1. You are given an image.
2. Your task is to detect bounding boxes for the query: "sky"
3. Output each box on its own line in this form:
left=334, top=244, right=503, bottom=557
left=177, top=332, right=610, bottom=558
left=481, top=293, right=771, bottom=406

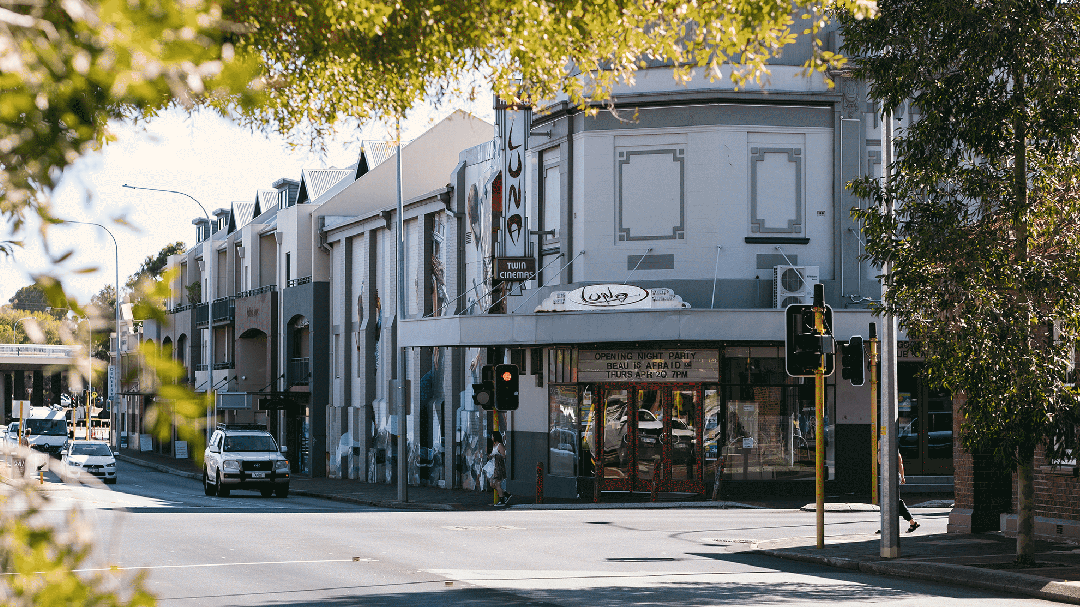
left=0, top=97, right=495, bottom=307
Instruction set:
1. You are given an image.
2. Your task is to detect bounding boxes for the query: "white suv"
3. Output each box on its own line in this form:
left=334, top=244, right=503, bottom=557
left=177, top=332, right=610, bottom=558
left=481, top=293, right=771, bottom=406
left=203, top=424, right=290, bottom=497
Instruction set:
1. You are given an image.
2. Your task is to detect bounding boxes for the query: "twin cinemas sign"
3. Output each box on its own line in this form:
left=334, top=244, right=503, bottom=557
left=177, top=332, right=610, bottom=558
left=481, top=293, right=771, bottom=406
left=578, top=349, right=719, bottom=383
left=495, top=256, right=536, bottom=282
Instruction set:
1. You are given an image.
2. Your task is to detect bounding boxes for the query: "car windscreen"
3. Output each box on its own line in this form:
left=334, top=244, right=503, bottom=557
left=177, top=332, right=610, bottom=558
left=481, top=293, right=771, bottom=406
left=71, top=443, right=113, bottom=456
left=26, top=419, right=67, bottom=436
left=223, top=435, right=278, bottom=452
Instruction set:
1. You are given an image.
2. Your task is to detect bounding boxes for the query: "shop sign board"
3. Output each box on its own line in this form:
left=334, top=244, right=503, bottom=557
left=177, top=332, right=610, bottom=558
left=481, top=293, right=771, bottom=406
left=578, top=348, right=719, bottom=382
left=535, top=284, right=689, bottom=312
left=495, top=256, right=536, bottom=282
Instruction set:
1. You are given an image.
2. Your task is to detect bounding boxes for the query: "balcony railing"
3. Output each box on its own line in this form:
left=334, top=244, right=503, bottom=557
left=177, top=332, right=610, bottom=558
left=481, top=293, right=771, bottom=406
left=168, top=303, right=194, bottom=314
left=194, top=303, right=209, bottom=327
left=237, top=284, right=277, bottom=299
left=195, top=364, right=208, bottom=371
left=288, top=357, right=310, bottom=386
left=211, top=296, right=235, bottom=324
left=286, top=276, right=312, bottom=288
left=212, top=361, right=234, bottom=370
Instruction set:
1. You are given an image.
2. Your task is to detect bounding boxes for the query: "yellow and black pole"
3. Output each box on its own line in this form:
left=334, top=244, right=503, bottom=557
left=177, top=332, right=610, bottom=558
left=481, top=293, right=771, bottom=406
left=813, top=286, right=827, bottom=549
left=869, top=322, right=879, bottom=506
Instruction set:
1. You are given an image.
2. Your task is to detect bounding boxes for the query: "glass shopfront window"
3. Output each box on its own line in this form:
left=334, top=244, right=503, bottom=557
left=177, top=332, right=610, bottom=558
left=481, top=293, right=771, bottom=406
left=719, top=346, right=834, bottom=481
left=548, top=385, right=579, bottom=477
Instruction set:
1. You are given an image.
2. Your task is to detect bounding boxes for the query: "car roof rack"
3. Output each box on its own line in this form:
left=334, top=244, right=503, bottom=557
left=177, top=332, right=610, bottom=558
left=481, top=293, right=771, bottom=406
left=216, top=423, right=268, bottom=432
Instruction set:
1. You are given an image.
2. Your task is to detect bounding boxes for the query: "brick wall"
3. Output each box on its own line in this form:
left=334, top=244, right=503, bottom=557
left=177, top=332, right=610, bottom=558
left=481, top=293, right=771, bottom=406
left=1012, top=444, right=1080, bottom=522
left=949, top=394, right=1013, bottom=533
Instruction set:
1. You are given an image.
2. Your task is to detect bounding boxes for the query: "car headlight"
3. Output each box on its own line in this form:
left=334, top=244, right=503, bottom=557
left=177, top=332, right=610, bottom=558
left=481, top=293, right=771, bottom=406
left=274, top=460, right=290, bottom=473
left=222, top=460, right=241, bottom=472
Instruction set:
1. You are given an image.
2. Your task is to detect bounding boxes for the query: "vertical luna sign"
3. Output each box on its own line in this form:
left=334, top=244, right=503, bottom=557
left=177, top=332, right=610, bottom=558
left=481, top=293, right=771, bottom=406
left=499, top=99, right=531, bottom=257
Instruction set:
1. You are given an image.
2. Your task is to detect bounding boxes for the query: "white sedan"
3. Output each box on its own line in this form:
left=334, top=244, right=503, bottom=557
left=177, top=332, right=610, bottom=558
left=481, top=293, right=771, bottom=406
left=61, top=440, right=117, bottom=484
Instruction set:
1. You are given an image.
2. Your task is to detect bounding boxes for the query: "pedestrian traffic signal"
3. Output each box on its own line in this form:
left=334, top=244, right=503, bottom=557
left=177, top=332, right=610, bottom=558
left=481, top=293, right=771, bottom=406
left=472, top=381, right=495, bottom=410
left=840, top=336, right=865, bottom=386
left=785, top=302, right=835, bottom=377
left=493, top=363, right=519, bottom=411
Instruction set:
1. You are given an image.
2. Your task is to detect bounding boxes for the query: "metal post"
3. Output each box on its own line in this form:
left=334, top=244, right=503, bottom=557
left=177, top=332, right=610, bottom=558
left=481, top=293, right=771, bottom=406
left=814, top=297, right=826, bottom=549
left=395, top=118, right=408, bottom=503
left=67, top=221, right=120, bottom=447
left=879, top=110, right=900, bottom=558
left=869, top=322, right=880, bottom=506
left=121, top=184, right=215, bottom=444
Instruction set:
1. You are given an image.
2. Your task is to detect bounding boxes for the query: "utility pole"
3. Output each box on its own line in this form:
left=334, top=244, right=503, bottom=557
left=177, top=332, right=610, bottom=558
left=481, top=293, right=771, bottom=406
left=395, top=117, right=408, bottom=503
left=880, top=110, right=901, bottom=558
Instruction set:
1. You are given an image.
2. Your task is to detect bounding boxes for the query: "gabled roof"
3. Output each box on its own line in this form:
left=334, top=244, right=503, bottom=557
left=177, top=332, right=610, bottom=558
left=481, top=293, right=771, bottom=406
left=227, top=201, right=257, bottom=233
left=318, top=111, right=494, bottom=221
left=295, top=168, right=356, bottom=205
left=358, top=141, right=399, bottom=178
left=256, top=190, right=276, bottom=215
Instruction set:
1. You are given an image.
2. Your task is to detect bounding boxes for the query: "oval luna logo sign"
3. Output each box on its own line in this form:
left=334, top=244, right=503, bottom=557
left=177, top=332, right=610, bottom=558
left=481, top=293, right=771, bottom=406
left=567, top=284, right=650, bottom=308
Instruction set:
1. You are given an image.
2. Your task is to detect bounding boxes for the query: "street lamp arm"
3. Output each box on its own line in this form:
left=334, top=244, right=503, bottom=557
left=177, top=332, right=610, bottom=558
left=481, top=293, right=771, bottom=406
left=122, top=184, right=211, bottom=223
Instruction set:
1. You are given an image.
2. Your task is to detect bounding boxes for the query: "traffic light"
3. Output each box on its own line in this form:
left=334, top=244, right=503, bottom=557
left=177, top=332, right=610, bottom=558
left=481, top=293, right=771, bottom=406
left=785, top=302, right=835, bottom=377
left=493, top=363, right=519, bottom=411
left=840, top=336, right=865, bottom=386
left=472, top=381, right=495, bottom=410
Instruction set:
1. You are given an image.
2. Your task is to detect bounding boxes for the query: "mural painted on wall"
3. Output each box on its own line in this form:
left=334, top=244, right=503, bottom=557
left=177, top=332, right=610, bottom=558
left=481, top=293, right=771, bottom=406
left=456, top=146, right=498, bottom=491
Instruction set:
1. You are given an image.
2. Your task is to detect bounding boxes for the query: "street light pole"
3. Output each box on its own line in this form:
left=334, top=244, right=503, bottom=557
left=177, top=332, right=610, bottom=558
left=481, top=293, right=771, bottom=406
left=122, top=184, right=216, bottom=442
left=68, top=221, right=119, bottom=447
left=395, top=117, right=408, bottom=503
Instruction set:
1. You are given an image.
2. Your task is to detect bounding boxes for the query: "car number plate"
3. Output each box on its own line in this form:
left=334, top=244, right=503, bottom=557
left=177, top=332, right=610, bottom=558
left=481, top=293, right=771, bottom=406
left=640, top=437, right=657, bottom=444
left=249, top=472, right=266, bottom=478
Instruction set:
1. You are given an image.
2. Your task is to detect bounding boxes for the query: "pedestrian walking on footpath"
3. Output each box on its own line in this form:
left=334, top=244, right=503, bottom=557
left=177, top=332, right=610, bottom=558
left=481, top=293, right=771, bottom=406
left=877, top=452, right=920, bottom=533
left=899, top=452, right=920, bottom=532
left=489, top=431, right=511, bottom=506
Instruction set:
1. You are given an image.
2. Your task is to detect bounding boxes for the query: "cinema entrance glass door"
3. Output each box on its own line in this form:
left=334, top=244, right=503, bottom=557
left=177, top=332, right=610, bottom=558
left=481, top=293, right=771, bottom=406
left=590, top=383, right=704, bottom=494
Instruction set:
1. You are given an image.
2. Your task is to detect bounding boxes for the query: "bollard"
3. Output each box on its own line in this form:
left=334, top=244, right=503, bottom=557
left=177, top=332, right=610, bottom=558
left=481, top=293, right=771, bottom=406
left=535, top=461, right=544, bottom=504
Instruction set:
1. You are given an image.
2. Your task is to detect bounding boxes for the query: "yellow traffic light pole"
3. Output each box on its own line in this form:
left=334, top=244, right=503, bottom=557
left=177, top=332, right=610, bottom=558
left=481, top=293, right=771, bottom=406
left=814, top=300, right=827, bottom=549
left=869, top=323, right=880, bottom=506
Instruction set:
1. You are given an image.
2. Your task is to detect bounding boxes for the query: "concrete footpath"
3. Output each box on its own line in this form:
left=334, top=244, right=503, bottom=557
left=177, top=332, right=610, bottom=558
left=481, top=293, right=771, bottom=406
left=120, top=449, right=1080, bottom=604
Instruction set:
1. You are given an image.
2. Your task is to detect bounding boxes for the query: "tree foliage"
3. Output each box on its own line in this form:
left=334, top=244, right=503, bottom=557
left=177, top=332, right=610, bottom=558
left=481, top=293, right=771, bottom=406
left=0, top=309, right=65, bottom=345
left=842, top=0, right=1080, bottom=561
left=125, top=242, right=186, bottom=291
left=9, top=284, right=52, bottom=314
left=226, top=0, right=876, bottom=143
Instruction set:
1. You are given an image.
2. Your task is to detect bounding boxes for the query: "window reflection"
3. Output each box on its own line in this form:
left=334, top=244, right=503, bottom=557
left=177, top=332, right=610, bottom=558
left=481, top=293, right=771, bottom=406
left=720, top=347, right=833, bottom=481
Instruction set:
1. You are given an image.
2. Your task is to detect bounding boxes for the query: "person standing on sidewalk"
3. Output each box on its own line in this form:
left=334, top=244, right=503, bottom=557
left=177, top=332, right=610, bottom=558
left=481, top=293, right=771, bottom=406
left=489, top=431, right=511, bottom=506
left=899, top=452, right=920, bottom=532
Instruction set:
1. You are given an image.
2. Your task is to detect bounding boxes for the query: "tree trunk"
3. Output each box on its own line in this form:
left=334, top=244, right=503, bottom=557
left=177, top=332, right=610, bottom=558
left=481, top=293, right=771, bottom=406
left=1016, top=447, right=1036, bottom=565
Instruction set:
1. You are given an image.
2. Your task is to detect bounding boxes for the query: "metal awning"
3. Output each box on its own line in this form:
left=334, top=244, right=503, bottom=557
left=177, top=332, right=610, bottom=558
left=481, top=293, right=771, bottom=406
left=399, top=308, right=878, bottom=348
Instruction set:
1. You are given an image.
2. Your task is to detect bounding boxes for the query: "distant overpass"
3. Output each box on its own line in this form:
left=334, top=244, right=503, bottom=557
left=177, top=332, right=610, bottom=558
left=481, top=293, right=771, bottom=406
left=0, top=344, right=84, bottom=371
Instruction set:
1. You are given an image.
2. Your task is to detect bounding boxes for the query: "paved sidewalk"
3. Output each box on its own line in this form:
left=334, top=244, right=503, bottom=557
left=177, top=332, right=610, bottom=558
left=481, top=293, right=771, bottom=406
left=753, top=531, right=1080, bottom=604
left=119, top=448, right=1080, bottom=604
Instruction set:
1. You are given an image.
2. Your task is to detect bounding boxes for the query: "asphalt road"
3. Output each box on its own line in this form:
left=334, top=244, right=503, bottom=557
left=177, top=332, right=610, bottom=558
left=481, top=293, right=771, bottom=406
left=21, top=461, right=1061, bottom=607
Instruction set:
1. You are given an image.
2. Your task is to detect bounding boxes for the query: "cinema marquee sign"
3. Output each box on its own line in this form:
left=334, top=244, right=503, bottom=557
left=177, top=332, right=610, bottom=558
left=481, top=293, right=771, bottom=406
left=578, top=349, right=719, bottom=382
left=495, top=256, right=536, bottom=282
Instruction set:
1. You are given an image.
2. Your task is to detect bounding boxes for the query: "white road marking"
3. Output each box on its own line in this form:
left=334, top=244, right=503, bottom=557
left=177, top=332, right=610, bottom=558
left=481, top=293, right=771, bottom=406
left=67, top=558, right=359, bottom=573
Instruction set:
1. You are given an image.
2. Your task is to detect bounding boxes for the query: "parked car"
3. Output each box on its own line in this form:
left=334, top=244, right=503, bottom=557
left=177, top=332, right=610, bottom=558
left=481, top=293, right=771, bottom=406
left=61, top=440, right=117, bottom=484
left=3, top=422, right=19, bottom=446
left=203, top=424, right=290, bottom=497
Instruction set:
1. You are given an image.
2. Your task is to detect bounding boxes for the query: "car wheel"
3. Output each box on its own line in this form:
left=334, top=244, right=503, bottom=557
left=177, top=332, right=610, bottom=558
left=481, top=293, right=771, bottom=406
left=274, top=485, right=289, bottom=498
left=203, top=470, right=214, bottom=496
left=260, top=488, right=274, bottom=498
left=216, top=472, right=230, bottom=497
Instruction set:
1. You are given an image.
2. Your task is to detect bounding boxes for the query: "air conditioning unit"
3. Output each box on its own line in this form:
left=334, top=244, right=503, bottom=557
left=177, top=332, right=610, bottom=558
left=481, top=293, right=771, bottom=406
left=774, top=265, right=820, bottom=309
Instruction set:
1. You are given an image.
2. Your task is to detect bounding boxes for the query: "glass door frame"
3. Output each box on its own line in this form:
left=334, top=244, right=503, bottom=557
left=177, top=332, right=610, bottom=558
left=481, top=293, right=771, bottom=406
left=592, top=383, right=704, bottom=495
